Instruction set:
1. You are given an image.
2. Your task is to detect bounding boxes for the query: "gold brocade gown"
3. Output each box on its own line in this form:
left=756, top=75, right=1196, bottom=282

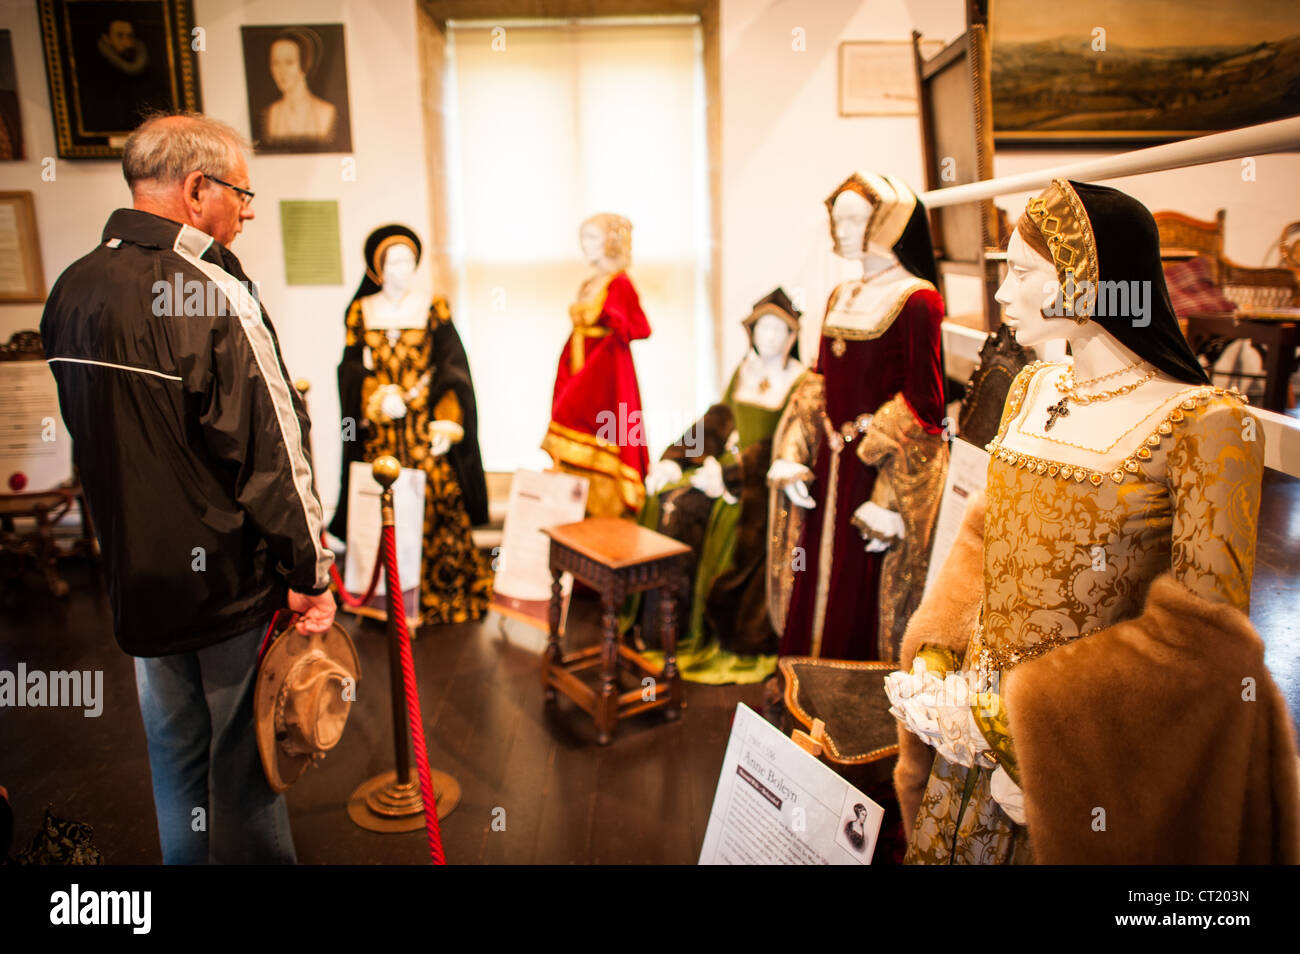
left=905, top=361, right=1262, bottom=864
left=348, top=299, right=493, bottom=626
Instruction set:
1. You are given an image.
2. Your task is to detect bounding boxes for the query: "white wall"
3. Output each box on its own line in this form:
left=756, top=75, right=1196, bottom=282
left=719, top=0, right=966, bottom=367
left=719, top=0, right=1300, bottom=368
left=0, top=0, right=433, bottom=523
left=5, top=0, right=1297, bottom=518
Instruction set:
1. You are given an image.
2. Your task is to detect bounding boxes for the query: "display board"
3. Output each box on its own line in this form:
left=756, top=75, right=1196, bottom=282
left=0, top=358, right=72, bottom=494
left=490, top=468, right=588, bottom=632
left=344, top=461, right=425, bottom=617
left=924, top=436, right=990, bottom=596
left=699, top=703, right=884, bottom=865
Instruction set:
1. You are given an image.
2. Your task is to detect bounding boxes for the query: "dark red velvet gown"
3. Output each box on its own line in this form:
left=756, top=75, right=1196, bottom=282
left=778, top=287, right=945, bottom=661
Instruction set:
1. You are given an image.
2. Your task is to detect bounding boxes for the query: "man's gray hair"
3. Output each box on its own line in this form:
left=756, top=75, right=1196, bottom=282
left=122, top=112, right=250, bottom=191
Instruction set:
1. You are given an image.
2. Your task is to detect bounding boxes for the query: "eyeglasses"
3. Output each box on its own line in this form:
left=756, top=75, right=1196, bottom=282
left=204, top=174, right=255, bottom=209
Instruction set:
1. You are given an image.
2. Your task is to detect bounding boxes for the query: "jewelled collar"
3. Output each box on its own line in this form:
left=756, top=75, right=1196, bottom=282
left=985, top=361, right=1246, bottom=486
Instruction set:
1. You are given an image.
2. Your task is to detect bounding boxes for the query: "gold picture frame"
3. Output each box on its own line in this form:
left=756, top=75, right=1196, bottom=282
left=0, top=192, right=46, bottom=303
left=38, top=0, right=202, bottom=158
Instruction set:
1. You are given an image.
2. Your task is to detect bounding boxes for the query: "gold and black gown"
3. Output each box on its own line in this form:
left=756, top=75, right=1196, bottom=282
left=336, top=296, right=493, bottom=627
left=905, top=361, right=1263, bottom=864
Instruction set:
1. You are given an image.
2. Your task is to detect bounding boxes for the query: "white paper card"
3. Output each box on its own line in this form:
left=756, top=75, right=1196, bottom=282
left=493, top=469, right=588, bottom=602
left=345, top=461, right=426, bottom=597
left=924, top=437, right=990, bottom=596
left=0, top=360, right=73, bottom=493
left=699, top=703, right=884, bottom=865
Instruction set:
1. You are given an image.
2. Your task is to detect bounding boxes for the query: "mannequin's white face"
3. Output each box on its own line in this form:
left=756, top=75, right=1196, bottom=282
left=831, top=190, right=872, bottom=260
left=579, top=223, right=606, bottom=266
left=996, top=229, right=1066, bottom=348
left=751, top=313, right=792, bottom=359
left=381, top=243, right=417, bottom=297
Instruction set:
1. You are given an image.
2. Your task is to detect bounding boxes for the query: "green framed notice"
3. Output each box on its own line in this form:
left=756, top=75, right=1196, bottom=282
left=280, top=199, right=342, bottom=285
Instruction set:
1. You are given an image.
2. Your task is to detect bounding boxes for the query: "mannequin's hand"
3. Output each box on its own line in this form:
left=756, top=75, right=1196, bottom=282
left=784, top=481, right=814, bottom=509
left=380, top=391, right=407, bottom=421
left=428, top=419, right=464, bottom=458
left=990, top=766, right=1026, bottom=825
left=645, top=459, right=682, bottom=496
left=768, top=459, right=815, bottom=509
left=688, top=456, right=736, bottom=504
left=853, top=501, right=904, bottom=552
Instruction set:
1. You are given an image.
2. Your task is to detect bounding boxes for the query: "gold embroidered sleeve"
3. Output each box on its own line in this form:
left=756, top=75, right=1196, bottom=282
left=769, top=371, right=824, bottom=483
left=433, top=389, right=462, bottom=425
left=345, top=300, right=364, bottom=348
left=972, top=688, right=1019, bottom=786
left=1166, top=397, right=1263, bottom=613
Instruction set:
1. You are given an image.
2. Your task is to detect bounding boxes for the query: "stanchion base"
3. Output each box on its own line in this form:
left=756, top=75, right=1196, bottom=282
left=347, top=768, right=461, bottom=832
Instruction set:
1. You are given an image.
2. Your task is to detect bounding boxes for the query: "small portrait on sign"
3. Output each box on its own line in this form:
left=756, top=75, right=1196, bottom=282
left=841, top=802, right=870, bottom=852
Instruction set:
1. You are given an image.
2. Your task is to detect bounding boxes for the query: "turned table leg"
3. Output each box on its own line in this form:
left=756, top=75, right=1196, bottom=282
left=596, top=588, right=620, bottom=744
left=543, top=566, right=563, bottom=703
left=660, top=564, right=684, bottom=719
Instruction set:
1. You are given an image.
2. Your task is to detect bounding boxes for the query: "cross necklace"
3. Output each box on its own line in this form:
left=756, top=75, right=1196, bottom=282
left=1044, top=397, right=1070, bottom=431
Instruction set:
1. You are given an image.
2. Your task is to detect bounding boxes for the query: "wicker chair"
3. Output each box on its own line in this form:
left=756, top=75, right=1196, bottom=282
left=1154, top=209, right=1226, bottom=284
left=1154, top=208, right=1299, bottom=310
left=1221, top=261, right=1300, bottom=310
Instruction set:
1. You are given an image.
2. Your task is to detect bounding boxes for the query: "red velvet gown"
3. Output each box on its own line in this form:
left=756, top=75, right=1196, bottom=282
left=542, top=270, right=651, bottom=517
left=778, top=287, right=945, bottom=660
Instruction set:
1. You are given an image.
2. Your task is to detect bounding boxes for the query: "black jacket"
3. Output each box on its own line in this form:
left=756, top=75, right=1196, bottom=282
left=41, top=209, right=334, bottom=657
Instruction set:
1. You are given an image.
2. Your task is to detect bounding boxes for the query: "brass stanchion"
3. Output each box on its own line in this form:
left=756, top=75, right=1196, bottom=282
left=347, top=456, right=461, bottom=832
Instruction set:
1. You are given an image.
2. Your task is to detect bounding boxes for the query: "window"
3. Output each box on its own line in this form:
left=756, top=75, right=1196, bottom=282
left=445, top=17, right=713, bottom=471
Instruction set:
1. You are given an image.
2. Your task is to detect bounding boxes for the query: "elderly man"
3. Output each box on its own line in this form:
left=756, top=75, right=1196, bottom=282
left=40, top=112, right=335, bottom=864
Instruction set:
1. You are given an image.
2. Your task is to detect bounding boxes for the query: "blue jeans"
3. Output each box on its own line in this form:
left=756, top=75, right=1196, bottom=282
left=134, top=622, right=296, bottom=864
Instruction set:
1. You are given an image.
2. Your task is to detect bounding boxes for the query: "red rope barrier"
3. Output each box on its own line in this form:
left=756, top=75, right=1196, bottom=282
left=325, top=533, right=384, bottom=608
left=381, top=523, right=446, bottom=865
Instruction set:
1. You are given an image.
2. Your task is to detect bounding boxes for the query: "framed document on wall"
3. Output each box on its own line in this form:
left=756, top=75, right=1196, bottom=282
left=38, top=0, right=202, bottom=158
left=0, top=192, right=45, bottom=303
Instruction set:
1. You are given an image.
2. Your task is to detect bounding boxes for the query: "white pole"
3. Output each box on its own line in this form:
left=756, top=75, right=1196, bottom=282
left=919, top=116, right=1300, bottom=208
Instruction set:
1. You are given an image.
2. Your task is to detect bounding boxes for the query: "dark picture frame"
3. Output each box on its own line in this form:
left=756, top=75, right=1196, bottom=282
left=38, top=0, right=202, bottom=158
left=991, top=0, right=1300, bottom=145
left=0, top=30, right=23, bottom=161
left=240, top=24, right=353, bottom=155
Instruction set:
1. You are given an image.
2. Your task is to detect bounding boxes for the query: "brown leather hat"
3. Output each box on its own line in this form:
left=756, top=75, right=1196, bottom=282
left=255, top=619, right=361, bottom=793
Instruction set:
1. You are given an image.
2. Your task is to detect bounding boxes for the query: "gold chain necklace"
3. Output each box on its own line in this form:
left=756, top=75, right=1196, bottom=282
left=1044, top=364, right=1157, bottom=431
left=1056, top=359, right=1148, bottom=392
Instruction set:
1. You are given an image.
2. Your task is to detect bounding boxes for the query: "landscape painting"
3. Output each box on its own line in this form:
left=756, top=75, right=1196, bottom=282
left=991, top=0, right=1300, bottom=143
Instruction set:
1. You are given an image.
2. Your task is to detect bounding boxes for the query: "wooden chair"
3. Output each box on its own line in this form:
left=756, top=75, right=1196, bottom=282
left=1154, top=209, right=1227, bottom=284
left=1154, top=208, right=1299, bottom=309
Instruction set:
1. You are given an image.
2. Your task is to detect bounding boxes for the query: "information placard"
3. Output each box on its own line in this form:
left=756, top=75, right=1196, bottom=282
left=699, top=703, right=884, bottom=865
left=923, top=437, right=990, bottom=596
left=345, top=461, right=425, bottom=601
left=490, top=469, right=588, bottom=631
left=0, top=360, right=72, bottom=493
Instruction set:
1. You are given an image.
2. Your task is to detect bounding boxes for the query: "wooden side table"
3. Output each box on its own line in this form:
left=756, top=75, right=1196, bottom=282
left=1185, top=310, right=1298, bottom=412
left=541, top=517, right=691, bottom=744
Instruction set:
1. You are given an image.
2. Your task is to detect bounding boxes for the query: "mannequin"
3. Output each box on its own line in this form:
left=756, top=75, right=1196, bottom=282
left=630, top=289, right=806, bottom=684
left=330, top=224, right=492, bottom=628
left=542, top=213, right=651, bottom=517
left=889, top=180, right=1298, bottom=865
left=768, top=172, right=947, bottom=662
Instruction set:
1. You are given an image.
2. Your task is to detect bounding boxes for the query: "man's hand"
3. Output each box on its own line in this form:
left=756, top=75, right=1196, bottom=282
left=288, top=588, right=337, bottom=634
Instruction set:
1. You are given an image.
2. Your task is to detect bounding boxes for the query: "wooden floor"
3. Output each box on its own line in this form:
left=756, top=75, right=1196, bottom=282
left=3, top=468, right=1297, bottom=864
